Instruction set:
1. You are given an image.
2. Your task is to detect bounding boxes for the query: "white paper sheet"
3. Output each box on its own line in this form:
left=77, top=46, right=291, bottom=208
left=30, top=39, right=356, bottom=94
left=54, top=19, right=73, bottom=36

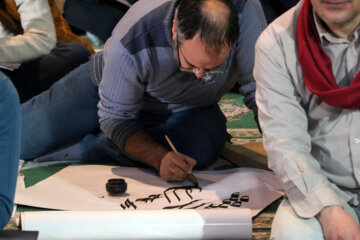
left=21, top=208, right=252, bottom=240
left=15, top=165, right=283, bottom=216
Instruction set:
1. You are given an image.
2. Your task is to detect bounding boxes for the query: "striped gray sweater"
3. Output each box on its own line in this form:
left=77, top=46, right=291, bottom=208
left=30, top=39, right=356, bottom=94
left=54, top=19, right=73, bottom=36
left=90, top=0, right=267, bottom=152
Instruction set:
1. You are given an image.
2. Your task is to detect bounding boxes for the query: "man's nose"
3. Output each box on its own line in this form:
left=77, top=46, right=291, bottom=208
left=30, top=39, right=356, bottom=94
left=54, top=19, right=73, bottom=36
left=194, top=69, right=206, bottom=79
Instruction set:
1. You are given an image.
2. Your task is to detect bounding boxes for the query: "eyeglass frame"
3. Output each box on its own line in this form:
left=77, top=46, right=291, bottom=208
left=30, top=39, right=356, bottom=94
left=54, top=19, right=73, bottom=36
left=174, top=35, right=230, bottom=76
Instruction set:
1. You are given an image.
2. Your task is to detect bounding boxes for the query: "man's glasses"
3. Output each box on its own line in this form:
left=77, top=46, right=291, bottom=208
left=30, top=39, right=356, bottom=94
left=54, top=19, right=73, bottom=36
left=175, top=36, right=229, bottom=76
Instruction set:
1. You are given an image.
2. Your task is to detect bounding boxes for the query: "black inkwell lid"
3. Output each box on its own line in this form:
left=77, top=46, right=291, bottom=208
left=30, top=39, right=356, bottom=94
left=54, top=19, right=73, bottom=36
left=106, top=178, right=127, bottom=196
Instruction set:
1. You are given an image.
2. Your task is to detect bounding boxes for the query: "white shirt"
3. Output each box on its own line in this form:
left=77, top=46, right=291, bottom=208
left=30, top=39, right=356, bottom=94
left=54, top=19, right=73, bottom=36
left=0, top=0, right=56, bottom=63
left=254, top=0, right=360, bottom=218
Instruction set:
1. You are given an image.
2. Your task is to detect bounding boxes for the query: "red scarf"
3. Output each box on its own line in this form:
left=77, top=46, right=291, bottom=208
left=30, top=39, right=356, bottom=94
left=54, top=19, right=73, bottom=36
left=297, top=0, right=360, bottom=109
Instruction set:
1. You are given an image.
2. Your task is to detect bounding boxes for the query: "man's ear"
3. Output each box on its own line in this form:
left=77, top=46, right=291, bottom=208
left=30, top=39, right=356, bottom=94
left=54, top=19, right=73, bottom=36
left=172, top=19, right=177, bottom=41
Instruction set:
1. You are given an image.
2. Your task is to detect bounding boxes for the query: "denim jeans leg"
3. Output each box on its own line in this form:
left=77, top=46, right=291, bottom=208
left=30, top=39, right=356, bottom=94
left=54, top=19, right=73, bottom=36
left=21, top=62, right=100, bottom=159
left=0, top=71, right=20, bottom=229
left=80, top=132, right=146, bottom=167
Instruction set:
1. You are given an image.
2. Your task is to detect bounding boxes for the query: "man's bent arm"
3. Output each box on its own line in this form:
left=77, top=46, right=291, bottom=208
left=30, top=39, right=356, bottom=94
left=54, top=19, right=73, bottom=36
left=124, top=130, right=168, bottom=170
left=124, top=130, right=196, bottom=181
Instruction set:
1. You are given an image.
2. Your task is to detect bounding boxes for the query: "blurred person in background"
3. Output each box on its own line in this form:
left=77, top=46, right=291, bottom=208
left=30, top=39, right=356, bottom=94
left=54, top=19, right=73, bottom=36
left=0, top=0, right=93, bottom=102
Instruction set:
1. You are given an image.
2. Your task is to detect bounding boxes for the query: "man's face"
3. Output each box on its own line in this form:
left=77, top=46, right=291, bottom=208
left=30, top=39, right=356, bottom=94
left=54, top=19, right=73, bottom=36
left=171, top=18, right=231, bottom=79
left=175, top=35, right=230, bottom=79
left=311, top=0, right=360, bottom=26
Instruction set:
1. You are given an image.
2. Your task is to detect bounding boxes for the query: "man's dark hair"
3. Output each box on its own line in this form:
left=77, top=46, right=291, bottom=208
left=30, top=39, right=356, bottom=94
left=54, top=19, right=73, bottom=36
left=175, top=0, right=239, bottom=56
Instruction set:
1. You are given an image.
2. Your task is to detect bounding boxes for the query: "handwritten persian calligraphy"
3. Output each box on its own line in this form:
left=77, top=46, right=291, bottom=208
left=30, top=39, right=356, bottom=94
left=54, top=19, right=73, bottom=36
left=115, top=184, right=251, bottom=211
left=15, top=165, right=284, bottom=217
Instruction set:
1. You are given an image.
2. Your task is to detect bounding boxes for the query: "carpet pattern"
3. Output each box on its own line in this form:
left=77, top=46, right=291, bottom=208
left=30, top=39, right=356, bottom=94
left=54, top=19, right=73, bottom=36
left=220, top=93, right=277, bottom=240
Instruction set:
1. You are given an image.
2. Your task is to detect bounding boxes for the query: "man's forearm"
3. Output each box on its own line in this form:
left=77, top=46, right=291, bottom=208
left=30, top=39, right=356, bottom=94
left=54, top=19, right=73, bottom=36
left=123, top=130, right=169, bottom=170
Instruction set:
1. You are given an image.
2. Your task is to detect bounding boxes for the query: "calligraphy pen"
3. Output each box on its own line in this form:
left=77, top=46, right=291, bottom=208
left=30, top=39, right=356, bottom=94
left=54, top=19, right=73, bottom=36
left=164, top=135, right=199, bottom=187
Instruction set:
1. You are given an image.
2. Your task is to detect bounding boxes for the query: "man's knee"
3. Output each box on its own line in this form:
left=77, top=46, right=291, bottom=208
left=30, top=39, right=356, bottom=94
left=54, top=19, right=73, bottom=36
left=271, top=222, right=323, bottom=240
left=186, top=133, right=226, bottom=168
left=271, top=199, right=324, bottom=240
left=163, top=105, right=227, bottom=168
left=20, top=63, right=98, bottom=159
left=54, top=42, right=90, bottom=64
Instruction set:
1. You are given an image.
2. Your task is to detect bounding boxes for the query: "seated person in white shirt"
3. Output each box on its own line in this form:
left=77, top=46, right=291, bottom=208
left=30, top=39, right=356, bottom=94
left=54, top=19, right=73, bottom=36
left=0, top=0, right=91, bottom=102
left=254, top=0, right=360, bottom=239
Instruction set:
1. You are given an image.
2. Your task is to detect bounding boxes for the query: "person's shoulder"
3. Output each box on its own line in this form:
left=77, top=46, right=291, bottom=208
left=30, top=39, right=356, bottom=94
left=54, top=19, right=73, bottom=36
left=111, top=0, right=172, bottom=40
left=111, top=0, right=173, bottom=54
left=232, top=0, right=264, bottom=15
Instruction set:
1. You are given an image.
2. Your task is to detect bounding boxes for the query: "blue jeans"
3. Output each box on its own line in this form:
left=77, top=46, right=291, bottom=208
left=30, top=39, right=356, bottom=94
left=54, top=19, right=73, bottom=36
left=0, top=71, right=20, bottom=229
left=21, top=62, right=227, bottom=168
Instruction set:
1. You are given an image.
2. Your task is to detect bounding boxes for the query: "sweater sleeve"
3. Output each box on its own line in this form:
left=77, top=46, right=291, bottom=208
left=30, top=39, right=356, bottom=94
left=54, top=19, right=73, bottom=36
left=0, top=72, right=20, bottom=229
left=98, top=35, right=145, bottom=152
left=0, top=0, right=56, bottom=63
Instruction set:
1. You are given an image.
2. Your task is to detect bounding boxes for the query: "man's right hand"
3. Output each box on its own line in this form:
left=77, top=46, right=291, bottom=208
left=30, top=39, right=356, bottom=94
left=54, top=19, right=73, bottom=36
left=123, top=130, right=196, bottom=182
left=317, top=205, right=360, bottom=240
left=159, top=151, right=196, bottom=181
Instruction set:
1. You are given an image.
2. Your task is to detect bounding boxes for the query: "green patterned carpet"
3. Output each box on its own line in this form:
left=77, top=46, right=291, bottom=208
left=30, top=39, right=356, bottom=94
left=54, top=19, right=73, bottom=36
left=219, top=92, right=262, bottom=143
left=219, top=92, right=280, bottom=240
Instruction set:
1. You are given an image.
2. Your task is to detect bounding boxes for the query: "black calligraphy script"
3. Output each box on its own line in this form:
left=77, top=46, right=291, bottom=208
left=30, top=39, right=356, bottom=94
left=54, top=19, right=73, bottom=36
left=120, top=184, right=249, bottom=211
left=163, top=186, right=202, bottom=203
